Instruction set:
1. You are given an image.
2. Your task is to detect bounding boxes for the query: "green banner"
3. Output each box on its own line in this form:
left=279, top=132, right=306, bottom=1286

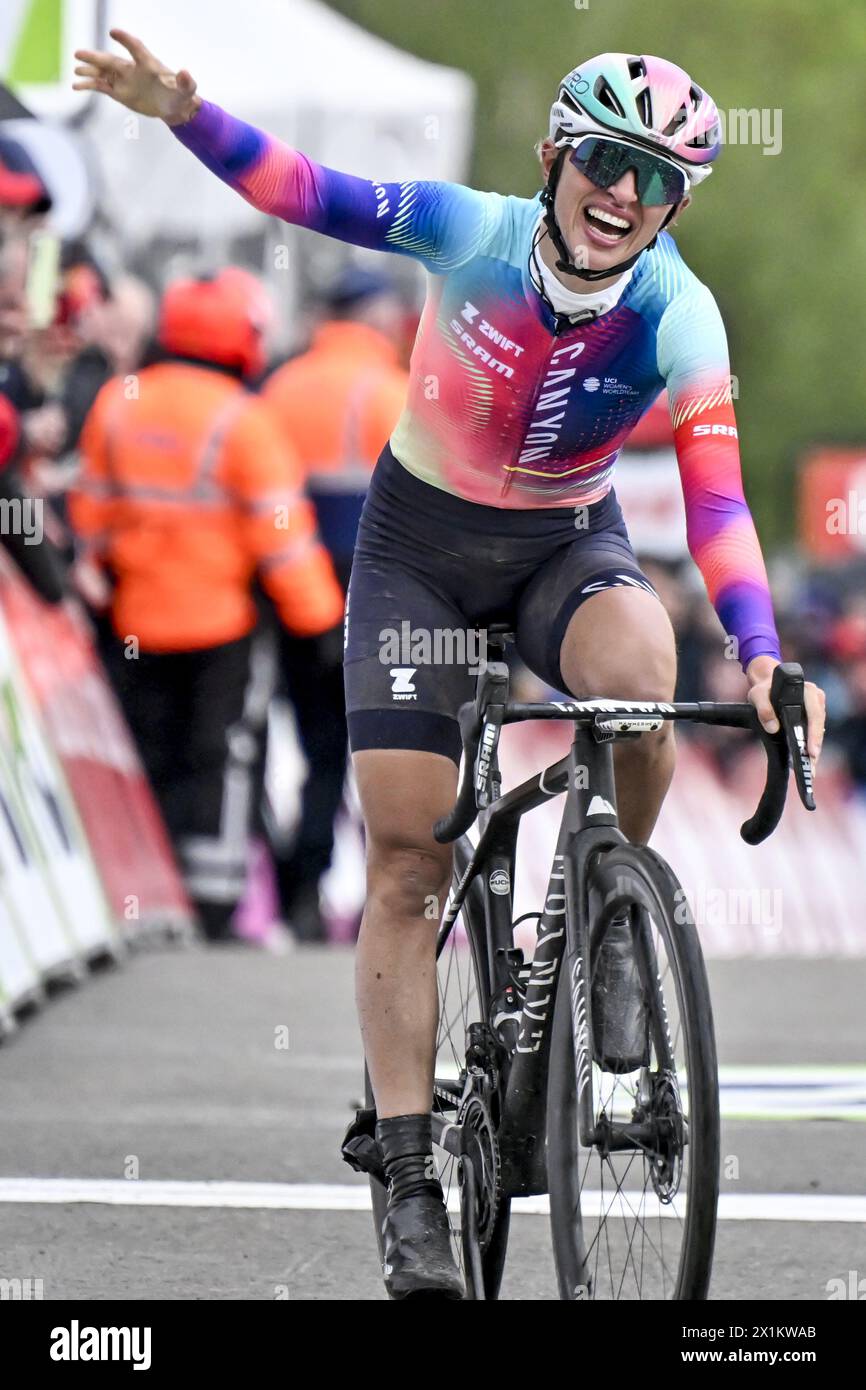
left=7, top=0, right=63, bottom=86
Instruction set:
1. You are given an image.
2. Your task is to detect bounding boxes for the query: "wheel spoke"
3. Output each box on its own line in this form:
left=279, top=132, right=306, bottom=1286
left=432, top=854, right=507, bottom=1296
left=551, top=856, right=716, bottom=1300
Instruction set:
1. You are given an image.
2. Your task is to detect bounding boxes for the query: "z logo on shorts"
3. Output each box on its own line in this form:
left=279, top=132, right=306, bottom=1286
left=390, top=668, right=417, bottom=701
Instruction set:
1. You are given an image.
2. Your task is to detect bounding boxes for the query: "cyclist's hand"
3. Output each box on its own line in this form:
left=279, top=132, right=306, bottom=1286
left=73, top=29, right=200, bottom=126
left=746, top=655, right=826, bottom=774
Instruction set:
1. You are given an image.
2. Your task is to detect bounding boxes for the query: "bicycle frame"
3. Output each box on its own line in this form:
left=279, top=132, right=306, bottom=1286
left=435, top=715, right=631, bottom=1197
left=429, top=656, right=814, bottom=1209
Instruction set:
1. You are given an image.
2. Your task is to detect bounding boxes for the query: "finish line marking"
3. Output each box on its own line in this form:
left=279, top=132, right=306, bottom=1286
left=718, top=1066, right=866, bottom=1121
left=429, top=1064, right=866, bottom=1122
left=0, top=1179, right=863, bottom=1224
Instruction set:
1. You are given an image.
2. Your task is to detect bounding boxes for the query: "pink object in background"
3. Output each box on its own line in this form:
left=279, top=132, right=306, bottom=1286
left=233, top=838, right=280, bottom=944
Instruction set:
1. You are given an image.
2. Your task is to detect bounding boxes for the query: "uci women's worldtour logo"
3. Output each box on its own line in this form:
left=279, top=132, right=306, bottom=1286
left=582, top=375, right=639, bottom=399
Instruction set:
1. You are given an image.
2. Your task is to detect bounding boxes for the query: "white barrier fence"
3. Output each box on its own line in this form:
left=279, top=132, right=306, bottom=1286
left=499, top=724, right=866, bottom=958
left=0, top=607, right=117, bottom=1026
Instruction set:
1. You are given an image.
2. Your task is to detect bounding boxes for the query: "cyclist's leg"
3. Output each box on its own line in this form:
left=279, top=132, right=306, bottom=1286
left=515, top=530, right=675, bottom=845
left=353, top=747, right=456, bottom=1117
left=344, top=504, right=473, bottom=1297
left=344, top=526, right=475, bottom=1118
left=560, top=586, right=676, bottom=844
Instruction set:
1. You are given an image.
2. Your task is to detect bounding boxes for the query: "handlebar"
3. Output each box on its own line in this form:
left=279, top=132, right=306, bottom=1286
left=433, top=661, right=816, bottom=846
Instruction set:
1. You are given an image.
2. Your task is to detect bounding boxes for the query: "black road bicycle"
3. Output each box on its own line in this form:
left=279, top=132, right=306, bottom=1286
left=344, top=629, right=815, bottom=1300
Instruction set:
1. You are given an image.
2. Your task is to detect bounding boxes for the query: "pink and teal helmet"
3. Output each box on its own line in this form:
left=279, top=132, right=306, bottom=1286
left=550, top=53, right=721, bottom=184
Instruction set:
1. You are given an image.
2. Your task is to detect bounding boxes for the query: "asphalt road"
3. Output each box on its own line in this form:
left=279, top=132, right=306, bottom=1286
left=1, top=944, right=864, bottom=1301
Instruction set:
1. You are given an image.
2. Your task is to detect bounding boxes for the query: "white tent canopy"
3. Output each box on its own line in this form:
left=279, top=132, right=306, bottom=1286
left=77, top=0, right=474, bottom=248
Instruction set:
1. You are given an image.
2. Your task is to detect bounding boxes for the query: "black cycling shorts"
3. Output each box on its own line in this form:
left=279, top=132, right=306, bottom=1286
left=344, top=445, right=658, bottom=764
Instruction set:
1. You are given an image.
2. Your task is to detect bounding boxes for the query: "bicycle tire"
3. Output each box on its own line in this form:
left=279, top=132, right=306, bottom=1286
left=364, top=834, right=511, bottom=1299
left=547, top=843, right=720, bottom=1301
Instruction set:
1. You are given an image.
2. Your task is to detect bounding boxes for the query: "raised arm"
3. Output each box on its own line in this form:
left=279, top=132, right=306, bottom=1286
left=74, top=29, right=502, bottom=272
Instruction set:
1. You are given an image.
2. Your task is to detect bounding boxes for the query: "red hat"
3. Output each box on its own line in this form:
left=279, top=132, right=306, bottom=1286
left=0, top=161, right=41, bottom=209
left=0, top=136, right=50, bottom=212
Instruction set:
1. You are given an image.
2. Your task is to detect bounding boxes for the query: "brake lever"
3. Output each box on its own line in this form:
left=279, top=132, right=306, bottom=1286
left=469, top=662, right=508, bottom=809
left=740, top=662, right=815, bottom=845
left=432, top=662, right=509, bottom=843
left=475, top=701, right=505, bottom=808
left=771, top=665, right=816, bottom=812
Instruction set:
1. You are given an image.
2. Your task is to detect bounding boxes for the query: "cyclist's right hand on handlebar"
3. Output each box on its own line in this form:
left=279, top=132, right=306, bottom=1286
left=747, top=654, right=825, bottom=779
left=73, top=29, right=200, bottom=126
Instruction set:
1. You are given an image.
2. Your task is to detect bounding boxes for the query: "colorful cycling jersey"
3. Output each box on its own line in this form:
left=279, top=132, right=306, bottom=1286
left=173, top=101, right=781, bottom=667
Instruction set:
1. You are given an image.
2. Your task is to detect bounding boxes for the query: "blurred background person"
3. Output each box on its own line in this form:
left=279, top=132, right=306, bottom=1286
left=261, top=265, right=408, bottom=940
left=0, top=133, right=52, bottom=233
left=98, top=272, right=157, bottom=379
left=264, top=266, right=408, bottom=588
left=0, top=212, right=69, bottom=604
left=68, top=267, right=344, bottom=941
left=0, top=135, right=59, bottom=437
left=20, top=243, right=114, bottom=497
left=0, top=134, right=53, bottom=418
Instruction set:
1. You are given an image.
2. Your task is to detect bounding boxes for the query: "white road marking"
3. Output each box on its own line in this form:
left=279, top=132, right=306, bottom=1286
left=0, top=1178, right=864, bottom=1224
left=431, top=1062, right=866, bottom=1122
left=720, top=1066, right=866, bottom=1122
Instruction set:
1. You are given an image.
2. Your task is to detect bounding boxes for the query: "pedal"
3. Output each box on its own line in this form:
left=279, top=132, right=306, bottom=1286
left=340, top=1106, right=387, bottom=1186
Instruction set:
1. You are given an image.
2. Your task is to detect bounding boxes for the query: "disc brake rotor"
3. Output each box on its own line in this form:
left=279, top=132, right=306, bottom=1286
left=648, top=1070, right=685, bottom=1201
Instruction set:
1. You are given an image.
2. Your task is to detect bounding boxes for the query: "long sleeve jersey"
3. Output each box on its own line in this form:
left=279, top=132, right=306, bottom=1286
left=173, top=101, right=780, bottom=667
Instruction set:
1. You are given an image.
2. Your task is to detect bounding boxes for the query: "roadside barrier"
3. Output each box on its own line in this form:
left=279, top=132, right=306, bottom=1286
left=0, top=555, right=192, bottom=1032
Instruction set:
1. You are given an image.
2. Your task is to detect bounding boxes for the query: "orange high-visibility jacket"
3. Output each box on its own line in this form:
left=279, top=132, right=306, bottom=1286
left=69, top=362, right=344, bottom=652
left=262, top=322, right=408, bottom=484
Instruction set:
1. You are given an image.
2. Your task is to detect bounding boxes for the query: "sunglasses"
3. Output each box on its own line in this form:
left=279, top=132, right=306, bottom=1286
left=567, top=136, right=688, bottom=207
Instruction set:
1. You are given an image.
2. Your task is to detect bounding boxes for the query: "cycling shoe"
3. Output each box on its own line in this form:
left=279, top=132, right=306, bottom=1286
left=380, top=1190, right=464, bottom=1300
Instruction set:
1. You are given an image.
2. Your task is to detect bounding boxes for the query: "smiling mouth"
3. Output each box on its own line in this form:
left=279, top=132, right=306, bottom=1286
left=582, top=205, right=633, bottom=242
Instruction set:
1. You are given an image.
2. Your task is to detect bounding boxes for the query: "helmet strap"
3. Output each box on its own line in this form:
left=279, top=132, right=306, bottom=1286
left=540, top=147, right=680, bottom=283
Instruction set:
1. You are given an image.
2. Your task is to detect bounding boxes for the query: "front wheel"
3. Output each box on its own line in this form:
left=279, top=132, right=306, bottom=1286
left=547, top=844, right=720, bottom=1300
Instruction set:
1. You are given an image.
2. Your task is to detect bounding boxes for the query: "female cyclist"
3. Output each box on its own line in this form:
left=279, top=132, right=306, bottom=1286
left=74, top=33, right=825, bottom=1299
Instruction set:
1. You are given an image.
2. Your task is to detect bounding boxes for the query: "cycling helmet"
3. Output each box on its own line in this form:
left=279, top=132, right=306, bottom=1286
left=158, top=268, right=272, bottom=379
left=550, top=53, right=721, bottom=176
left=541, top=53, right=721, bottom=282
